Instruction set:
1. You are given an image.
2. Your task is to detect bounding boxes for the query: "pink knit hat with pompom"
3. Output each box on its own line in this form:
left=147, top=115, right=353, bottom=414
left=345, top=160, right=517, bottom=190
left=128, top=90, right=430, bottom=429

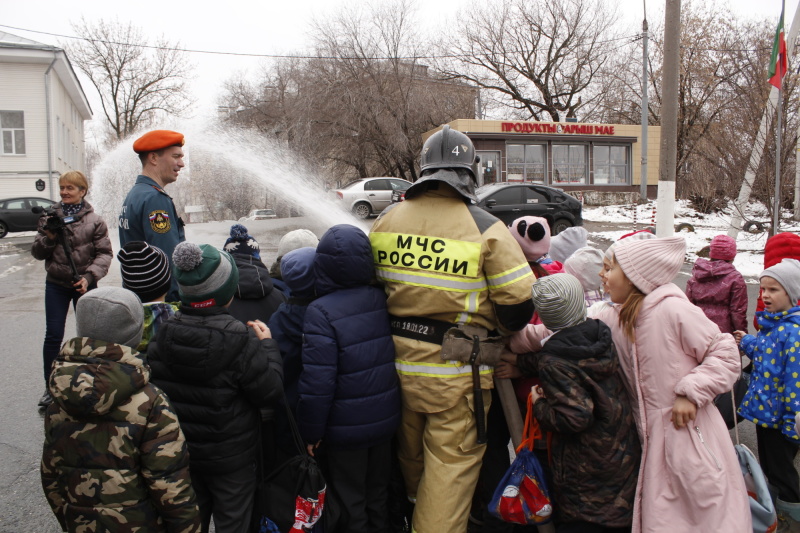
left=613, top=236, right=686, bottom=294
left=509, top=216, right=550, bottom=262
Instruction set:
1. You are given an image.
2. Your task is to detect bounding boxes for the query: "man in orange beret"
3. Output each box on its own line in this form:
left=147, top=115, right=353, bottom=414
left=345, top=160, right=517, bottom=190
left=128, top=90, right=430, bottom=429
left=119, top=130, right=186, bottom=301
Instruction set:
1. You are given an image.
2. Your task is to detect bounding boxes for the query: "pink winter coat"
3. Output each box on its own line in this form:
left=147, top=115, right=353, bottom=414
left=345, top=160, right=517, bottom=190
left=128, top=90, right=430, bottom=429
left=685, top=258, right=748, bottom=334
left=588, top=285, right=751, bottom=533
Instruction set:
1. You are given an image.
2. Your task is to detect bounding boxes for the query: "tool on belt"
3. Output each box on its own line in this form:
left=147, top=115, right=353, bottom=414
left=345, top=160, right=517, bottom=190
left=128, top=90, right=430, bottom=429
left=390, top=316, right=505, bottom=445
left=468, top=335, right=487, bottom=444
left=440, top=324, right=505, bottom=445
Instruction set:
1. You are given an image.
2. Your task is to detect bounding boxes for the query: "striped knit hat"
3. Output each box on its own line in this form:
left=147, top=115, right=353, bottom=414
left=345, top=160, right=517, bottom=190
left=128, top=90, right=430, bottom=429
left=172, top=242, right=239, bottom=308
left=614, top=236, right=686, bottom=294
left=117, top=241, right=171, bottom=302
left=531, top=274, right=587, bottom=331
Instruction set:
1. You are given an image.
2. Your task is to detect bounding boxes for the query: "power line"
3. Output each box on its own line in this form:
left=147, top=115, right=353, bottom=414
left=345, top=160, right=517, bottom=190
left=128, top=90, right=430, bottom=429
left=0, top=22, right=771, bottom=61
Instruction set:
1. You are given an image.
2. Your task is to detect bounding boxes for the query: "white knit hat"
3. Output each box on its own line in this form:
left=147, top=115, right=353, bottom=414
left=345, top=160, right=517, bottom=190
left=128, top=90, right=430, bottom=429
left=564, top=247, right=604, bottom=291
left=531, top=274, right=587, bottom=331
left=549, top=226, right=588, bottom=263
left=277, top=229, right=319, bottom=258
left=614, top=236, right=686, bottom=294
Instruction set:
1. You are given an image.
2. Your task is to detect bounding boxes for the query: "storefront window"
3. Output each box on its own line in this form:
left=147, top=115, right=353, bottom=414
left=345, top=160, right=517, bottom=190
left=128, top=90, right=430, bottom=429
left=593, top=145, right=629, bottom=185
left=506, top=144, right=546, bottom=183
left=553, top=144, right=587, bottom=184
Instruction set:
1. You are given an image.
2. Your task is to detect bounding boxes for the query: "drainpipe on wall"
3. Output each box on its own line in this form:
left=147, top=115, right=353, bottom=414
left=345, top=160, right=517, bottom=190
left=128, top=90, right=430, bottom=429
left=44, top=51, right=58, bottom=200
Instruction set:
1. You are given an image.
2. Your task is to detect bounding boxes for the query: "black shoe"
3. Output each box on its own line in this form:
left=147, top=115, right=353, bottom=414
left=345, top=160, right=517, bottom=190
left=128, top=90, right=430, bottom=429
left=38, top=390, right=53, bottom=409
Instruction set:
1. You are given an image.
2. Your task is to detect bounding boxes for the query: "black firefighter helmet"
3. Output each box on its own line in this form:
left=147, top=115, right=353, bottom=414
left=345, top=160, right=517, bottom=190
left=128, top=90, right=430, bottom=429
left=406, top=125, right=481, bottom=202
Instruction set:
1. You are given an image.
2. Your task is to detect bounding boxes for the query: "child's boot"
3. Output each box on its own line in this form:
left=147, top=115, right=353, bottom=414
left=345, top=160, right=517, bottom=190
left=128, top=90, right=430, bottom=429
left=777, top=499, right=800, bottom=533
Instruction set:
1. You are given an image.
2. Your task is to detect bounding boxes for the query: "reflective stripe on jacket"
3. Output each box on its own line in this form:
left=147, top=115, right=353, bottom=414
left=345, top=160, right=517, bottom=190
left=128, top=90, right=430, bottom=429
left=370, top=185, right=534, bottom=413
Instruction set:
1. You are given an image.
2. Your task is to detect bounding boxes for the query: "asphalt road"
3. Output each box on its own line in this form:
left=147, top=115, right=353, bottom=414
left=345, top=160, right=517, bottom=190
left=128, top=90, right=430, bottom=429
left=0, top=220, right=773, bottom=532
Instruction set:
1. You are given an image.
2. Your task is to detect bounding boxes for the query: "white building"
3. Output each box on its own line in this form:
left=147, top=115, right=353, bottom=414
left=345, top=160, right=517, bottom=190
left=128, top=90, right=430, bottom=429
left=0, top=31, right=92, bottom=200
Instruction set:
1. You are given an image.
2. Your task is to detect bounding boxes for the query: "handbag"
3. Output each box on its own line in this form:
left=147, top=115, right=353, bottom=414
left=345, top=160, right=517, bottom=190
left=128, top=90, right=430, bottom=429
left=488, top=392, right=554, bottom=525
left=731, top=371, right=778, bottom=533
left=252, top=400, right=327, bottom=533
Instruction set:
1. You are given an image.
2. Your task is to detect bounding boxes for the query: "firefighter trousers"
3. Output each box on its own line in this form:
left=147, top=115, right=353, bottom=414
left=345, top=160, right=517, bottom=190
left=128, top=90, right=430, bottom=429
left=397, top=389, right=491, bottom=533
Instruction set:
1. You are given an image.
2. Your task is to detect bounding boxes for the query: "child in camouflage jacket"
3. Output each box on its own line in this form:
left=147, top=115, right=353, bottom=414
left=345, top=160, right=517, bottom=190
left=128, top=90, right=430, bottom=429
left=41, top=287, right=200, bottom=533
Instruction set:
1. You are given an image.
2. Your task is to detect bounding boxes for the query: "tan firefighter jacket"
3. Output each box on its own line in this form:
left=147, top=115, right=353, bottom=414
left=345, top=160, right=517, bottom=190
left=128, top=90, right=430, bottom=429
left=370, top=185, right=535, bottom=413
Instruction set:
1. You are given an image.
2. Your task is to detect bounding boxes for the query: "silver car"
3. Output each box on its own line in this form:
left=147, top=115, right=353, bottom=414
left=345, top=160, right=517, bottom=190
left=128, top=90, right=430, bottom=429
left=334, top=177, right=412, bottom=219
left=239, top=208, right=277, bottom=222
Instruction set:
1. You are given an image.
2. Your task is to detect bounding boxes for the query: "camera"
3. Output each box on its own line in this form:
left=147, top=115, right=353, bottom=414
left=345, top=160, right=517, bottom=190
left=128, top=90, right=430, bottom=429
left=31, top=205, right=83, bottom=283
left=32, top=205, right=80, bottom=234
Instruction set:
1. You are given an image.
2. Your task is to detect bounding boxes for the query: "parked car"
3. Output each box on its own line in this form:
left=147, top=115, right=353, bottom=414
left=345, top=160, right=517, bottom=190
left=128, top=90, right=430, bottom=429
left=0, top=197, right=55, bottom=238
left=391, top=189, right=406, bottom=204
left=239, top=208, right=277, bottom=222
left=475, top=183, right=583, bottom=234
left=335, top=177, right=412, bottom=219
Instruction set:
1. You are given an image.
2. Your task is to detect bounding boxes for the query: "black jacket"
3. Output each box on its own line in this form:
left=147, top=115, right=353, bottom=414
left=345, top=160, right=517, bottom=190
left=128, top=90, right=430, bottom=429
left=148, top=306, right=283, bottom=474
left=228, top=254, right=286, bottom=324
left=518, top=319, right=640, bottom=527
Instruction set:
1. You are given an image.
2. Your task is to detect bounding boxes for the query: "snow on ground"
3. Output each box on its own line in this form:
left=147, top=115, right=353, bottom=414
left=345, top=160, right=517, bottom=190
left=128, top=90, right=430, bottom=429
left=583, top=199, right=800, bottom=281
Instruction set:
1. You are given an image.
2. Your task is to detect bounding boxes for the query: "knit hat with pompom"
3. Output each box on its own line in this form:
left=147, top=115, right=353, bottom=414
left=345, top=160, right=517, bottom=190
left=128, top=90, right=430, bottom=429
left=509, top=216, right=551, bottom=262
left=223, top=224, right=260, bottom=259
left=172, top=242, right=239, bottom=308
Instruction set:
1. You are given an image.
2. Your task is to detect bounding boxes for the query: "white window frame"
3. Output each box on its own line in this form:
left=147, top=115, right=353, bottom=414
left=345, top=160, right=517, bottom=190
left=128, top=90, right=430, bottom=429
left=1, top=110, right=26, bottom=155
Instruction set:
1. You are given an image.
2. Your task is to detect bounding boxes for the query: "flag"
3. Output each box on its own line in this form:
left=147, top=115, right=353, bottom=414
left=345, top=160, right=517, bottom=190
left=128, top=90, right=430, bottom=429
left=769, top=3, right=788, bottom=89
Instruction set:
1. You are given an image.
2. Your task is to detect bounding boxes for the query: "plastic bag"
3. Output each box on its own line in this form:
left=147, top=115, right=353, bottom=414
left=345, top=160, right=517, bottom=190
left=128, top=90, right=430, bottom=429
left=488, top=392, right=553, bottom=525
left=488, top=447, right=553, bottom=525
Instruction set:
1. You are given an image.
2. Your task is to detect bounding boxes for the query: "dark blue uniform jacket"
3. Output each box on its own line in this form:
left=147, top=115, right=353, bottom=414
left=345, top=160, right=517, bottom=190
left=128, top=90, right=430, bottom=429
left=119, top=175, right=185, bottom=299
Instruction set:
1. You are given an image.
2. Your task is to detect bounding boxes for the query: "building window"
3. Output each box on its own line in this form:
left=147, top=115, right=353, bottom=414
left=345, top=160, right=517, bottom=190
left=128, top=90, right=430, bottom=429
left=507, top=144, right=546, bottom=183
left=1, top=111, right=25, bottom=155
left=553, top=144, right=587, bottom=185
left=593, top=145, right=630, bottom=185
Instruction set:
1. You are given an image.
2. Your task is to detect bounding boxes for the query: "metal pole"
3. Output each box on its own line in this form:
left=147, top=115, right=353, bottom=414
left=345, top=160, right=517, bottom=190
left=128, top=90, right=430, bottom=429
left=795, top=135, right=800, bottom=220
left=773, top=89, right=783, bottom=235
left=729, top=2, right=800, bottom=237
left=640, top=11, right=649, bottom=202
left=656, top=0, right=681, bottom=237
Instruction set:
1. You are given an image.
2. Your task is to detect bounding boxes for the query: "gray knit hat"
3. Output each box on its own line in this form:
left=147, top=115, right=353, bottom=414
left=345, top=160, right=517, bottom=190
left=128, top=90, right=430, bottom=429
left=76, top=287, right=144, bottom=349
left=564, top=247, right=604, bottom=291
left=531, top=274, right=587, bottom=331
left=172, top=242, right=239, bottom=308
left=761, top=258, right=800, bottom=306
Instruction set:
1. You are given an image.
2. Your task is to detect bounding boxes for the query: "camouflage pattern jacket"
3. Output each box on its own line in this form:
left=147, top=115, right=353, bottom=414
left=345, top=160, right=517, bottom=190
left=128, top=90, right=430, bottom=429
left=41, top=338, right=200, bottom=533
left=518, top=319, right=640, bottom=527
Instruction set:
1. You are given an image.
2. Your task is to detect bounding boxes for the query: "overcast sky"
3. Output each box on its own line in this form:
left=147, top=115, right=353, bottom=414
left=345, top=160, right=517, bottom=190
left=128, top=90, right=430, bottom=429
left=2, top=0, right=796, bottom=137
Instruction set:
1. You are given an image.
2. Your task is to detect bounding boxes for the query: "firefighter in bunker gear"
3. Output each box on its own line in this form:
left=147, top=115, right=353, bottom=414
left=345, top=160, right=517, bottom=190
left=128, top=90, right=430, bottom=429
left=370, top=125, right=535, bottom=533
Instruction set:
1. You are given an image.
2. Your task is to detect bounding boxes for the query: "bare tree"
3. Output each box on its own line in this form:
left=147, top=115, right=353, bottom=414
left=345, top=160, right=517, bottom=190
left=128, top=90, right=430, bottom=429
left=66, top=18, right=194, bottom=143
left=219, top=0, right=476, bottom=183
left=593, top=3, right=800, bottom=208
left=437, top=0, right=620, bottom=121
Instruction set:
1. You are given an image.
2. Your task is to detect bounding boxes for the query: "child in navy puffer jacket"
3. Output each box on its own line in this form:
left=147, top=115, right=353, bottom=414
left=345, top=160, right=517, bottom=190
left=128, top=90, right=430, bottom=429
left=268, top=247, right=317, bottom=411
left=297, top=224, right=401, bottom=533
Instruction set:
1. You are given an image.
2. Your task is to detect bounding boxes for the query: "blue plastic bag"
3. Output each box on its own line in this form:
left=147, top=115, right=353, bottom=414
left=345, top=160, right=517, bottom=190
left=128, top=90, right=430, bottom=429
left=488, top=447, right=553, bottom=525
left=489, top=392, right=553, bottom=525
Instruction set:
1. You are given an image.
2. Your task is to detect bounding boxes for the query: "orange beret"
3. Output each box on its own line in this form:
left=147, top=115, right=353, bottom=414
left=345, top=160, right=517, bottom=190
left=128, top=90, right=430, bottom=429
left=133, top=130, right=185, bottom=154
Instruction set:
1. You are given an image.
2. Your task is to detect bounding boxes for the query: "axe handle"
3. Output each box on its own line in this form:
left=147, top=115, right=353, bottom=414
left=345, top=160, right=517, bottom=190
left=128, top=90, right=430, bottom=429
left=494, top=376, right=524, bottom=450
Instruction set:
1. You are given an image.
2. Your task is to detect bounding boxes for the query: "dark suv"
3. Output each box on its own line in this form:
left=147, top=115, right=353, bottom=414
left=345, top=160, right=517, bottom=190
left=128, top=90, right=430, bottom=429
left=475, top=183, right=582, bottom=234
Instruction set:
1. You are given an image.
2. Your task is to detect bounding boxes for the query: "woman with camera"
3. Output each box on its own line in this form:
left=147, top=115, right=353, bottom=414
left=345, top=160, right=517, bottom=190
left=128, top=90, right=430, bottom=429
left=31, top=171, right=112, bottom=409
